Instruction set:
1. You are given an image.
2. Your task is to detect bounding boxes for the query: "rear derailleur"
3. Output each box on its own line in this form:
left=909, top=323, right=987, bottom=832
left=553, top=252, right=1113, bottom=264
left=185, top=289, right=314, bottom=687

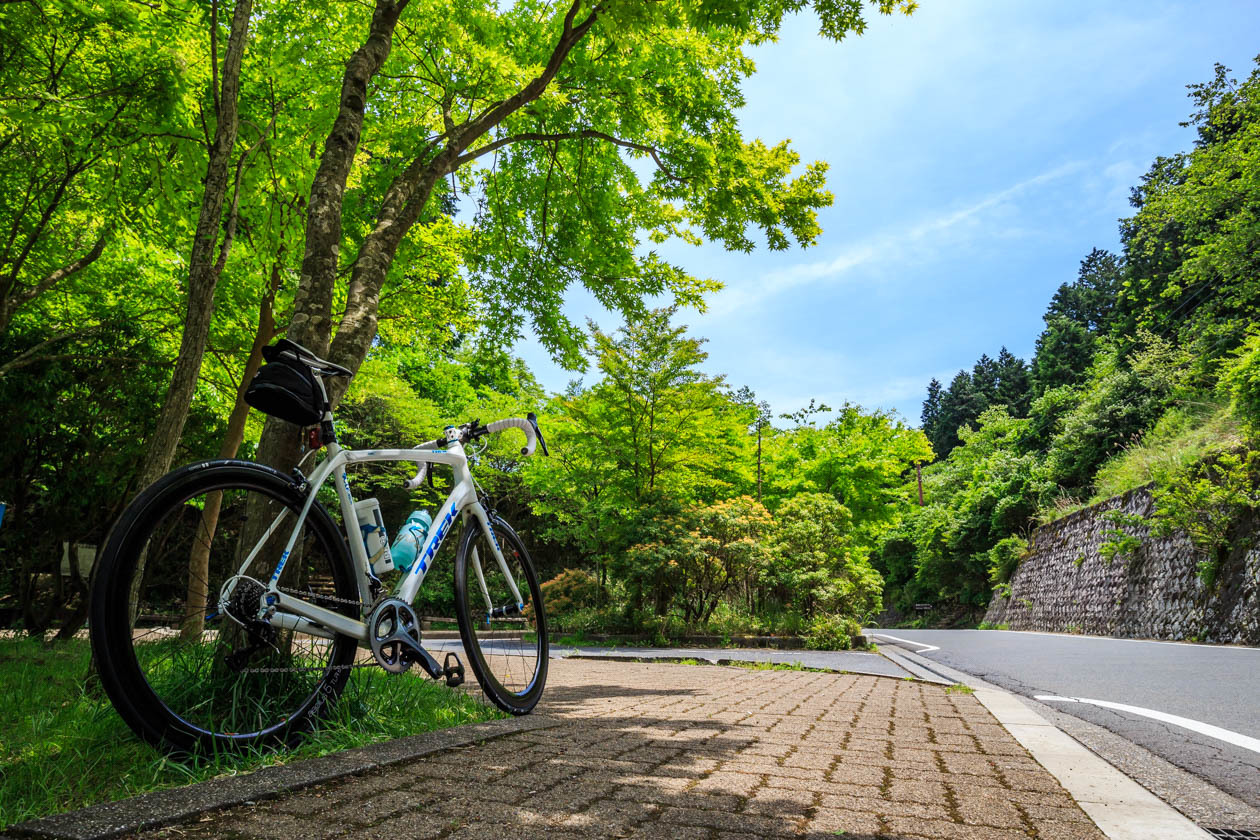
left=222, top=577, right=279, bottom=672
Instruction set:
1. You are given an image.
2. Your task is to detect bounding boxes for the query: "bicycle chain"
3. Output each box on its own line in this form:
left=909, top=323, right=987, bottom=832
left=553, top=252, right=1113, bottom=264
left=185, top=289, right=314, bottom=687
left=233, top=586, right=371, bottom=675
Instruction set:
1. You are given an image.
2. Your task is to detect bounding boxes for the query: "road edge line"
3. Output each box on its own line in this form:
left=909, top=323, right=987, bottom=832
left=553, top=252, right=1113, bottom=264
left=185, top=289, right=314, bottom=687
left=887, top=646, right=1212, bottom=840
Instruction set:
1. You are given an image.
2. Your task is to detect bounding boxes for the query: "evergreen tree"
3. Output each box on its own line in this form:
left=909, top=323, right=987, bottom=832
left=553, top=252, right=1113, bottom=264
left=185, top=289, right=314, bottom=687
left=1032, top=318, right=1096, bottom=395
left=932, top=370, right=982, bottom=458
left=921, top=378, right=943, bottom=447
left=971, top=354, right=1000, bottom=403
left=1029, top=248, right=1123, bottom=397
left=994, top=347, right=1032, bottom=417
left=1044, top=249, right=1122, bottom=334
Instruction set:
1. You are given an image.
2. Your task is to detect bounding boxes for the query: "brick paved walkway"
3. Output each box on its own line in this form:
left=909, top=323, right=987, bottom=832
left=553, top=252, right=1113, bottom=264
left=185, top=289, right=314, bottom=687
left=137, top=659, right=1106, bottom=840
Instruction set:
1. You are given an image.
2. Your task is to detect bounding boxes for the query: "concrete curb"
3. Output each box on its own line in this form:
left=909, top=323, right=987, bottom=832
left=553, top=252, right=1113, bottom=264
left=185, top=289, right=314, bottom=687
left=5, top=715, right=560, bottom=840
left=887, top=645, right=1212, bottom=840
left=875, top=646, right=953, bottom=685
left=556, top=649, right=913, bottom=680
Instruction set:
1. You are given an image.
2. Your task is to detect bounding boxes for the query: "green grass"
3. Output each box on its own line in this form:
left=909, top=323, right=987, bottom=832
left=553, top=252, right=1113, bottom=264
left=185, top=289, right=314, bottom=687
left=944, top=683, right=975, bottom=695
left=725, top=660, right=835, bottom=673
left=1042, top=402, right=1242, bottom=525
left=655, top=657, right=839, bottom=674
left=553, top=633, right=630, bottom=647
left=0, top=636, right=502, bottom=830
left=1091, top=402, right=1240, bottom=502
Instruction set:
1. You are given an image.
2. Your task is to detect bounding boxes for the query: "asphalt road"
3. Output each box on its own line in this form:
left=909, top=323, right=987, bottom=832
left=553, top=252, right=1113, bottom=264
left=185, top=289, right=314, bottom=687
left=867, top=628, right=1260, bottom=809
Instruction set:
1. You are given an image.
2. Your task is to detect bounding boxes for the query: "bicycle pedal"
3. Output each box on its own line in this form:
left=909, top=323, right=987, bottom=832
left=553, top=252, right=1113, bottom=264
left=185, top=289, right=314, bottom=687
left=443, top=652, right=465, bottom=688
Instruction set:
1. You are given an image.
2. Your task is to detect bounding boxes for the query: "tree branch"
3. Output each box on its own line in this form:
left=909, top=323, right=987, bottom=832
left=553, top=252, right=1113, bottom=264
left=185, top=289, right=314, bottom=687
left=7, top=228, right=108, bottom=317
left=452, top=0, right=601, bottom=152
left=451, top=129, right=687, bottom=183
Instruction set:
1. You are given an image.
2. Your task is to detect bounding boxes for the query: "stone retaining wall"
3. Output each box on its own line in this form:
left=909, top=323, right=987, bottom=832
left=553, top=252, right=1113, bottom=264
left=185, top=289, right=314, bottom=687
left=982, top=486, right=1260, bottom=644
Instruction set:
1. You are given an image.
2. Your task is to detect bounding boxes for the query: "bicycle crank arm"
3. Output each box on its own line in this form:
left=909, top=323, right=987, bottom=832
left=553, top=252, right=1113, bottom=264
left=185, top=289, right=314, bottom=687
left=403, top=645, right=465, bottom=687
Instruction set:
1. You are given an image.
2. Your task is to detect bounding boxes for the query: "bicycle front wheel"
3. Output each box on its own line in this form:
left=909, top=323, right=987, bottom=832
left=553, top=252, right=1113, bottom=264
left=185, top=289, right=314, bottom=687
left=453, top=515, right=548, bottom=714
left=90, top=460, right=361, bottom=753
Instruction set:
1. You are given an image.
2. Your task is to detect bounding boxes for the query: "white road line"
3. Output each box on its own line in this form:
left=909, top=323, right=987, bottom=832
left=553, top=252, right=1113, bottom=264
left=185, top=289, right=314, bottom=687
left=866, top=627, right=1260, bottom=651
left=1036, top=695, right=1260, bottom=755
left=990, top=630, right=1260, bottom=651
left=869, top=632, right=940, bottom=653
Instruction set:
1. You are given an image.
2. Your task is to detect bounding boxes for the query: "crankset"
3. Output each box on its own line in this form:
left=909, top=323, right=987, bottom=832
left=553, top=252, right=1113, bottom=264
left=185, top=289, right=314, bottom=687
left=367, top=598, right=464, bottom=687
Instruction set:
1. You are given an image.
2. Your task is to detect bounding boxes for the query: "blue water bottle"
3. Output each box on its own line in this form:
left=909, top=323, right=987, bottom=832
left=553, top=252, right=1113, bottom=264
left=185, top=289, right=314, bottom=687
left=389, top=510, right=433, bottom=572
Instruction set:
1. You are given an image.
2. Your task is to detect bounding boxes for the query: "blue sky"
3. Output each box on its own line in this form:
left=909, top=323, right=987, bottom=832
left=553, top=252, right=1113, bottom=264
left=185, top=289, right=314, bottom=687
left=515, top=0, right=1260, bottom=426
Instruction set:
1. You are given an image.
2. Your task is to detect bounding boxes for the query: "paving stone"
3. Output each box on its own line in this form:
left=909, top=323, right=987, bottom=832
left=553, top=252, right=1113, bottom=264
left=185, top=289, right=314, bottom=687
left=802, top=807, right=884, bottom=837
left=884, top=814, right=1031, bottom=839
left=953, top=789, right=1027, bottom=829
left=826, top=761, right=884, bottom=784
left=619, top=823, right=709, bottom=840
left=886, top=777, right=947, bottom=805
left=324, top=789, right=419, bottom=826
left=657, top=805, right=800, bottom=836
left=817, top=792, right=951, bottom=821
left=90, top=658, right=1113, bottom=840
left=351, top=810, right=448, bottom=840
left=691, top=771, right=765, bottom=796
left=1020, top=801, right=1096, bottom=823
left=743, top=785, right=816, bottom=817
left=1033, top=818, right=1109, bottom=839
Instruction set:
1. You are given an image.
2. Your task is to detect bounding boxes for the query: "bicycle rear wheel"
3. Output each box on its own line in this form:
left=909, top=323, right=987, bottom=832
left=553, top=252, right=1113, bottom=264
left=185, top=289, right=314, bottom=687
left=90, top=460, right=361, bottom=753
left=453, top=515, right=547, bottom=714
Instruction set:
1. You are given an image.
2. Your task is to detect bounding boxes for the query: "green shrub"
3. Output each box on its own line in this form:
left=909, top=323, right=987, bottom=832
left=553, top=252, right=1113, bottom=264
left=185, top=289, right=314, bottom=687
left=1150, top=451, right=1260, bottom=586
left=1090, top=402, right=1239, bottom=500
left=768, top=493, right=884, bottom=623
left=538, top=569, right=603, bottom=622
left=1218, top=331, right=1260, bottom=429
left=1099, top=510, right=1146, bottom=564
left=803, top=614, right=861, bottom=650
left=552, top=606, right=614, bottom=635
left=1044, top=338, right=1187, bottom=490
left=702, top=602, right=766, bottom=637
left=985, top=535, right=1028, bottom=586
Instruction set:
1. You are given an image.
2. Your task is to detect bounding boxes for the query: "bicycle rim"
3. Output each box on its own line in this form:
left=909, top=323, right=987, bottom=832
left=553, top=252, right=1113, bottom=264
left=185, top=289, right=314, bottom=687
left=454, top=518, right=547, bottom=714
left=94, top=465, right=359, bottom=750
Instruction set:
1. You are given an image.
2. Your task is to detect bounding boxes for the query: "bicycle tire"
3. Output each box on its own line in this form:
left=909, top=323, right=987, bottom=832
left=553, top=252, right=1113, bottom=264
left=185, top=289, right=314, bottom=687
left=453, top=515, right=548, bottom=714
left=89, top=460, right=360, bottom=753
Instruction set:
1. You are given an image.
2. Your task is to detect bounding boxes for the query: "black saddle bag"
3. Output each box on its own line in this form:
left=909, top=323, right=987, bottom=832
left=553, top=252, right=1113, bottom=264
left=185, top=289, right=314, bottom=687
left=244, top=352, right=324, bottom=427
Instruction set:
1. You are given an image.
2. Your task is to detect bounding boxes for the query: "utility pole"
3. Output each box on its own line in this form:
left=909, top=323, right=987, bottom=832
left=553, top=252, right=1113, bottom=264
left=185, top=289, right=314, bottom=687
left=755, top=400, right=769, bottom=503
left=916, top=462, right=924, bottom=506
left=757, top=427, right=763, bottom=502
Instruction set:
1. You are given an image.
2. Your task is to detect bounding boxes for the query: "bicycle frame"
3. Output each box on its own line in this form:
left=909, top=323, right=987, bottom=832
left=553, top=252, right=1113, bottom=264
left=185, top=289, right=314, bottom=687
left=231, top=432, right=523, bottom=644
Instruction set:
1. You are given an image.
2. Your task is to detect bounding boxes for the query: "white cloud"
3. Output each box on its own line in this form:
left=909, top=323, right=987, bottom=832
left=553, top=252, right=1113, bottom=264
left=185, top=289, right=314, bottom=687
left=707, top=160, right=1085, bottom=318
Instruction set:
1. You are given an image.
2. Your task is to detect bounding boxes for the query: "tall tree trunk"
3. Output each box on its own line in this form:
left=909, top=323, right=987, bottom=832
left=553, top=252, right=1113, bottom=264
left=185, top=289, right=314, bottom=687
left=133, top=0, right=253, bottom=494
left=252, top=0, right=408, bottom=477
left=254, top=0, right=599, bottom=487
left=180, top=259, right=284, bottom=640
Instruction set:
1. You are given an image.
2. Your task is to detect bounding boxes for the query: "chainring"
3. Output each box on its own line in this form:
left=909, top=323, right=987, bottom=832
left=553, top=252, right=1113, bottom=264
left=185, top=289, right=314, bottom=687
left=367, top=597, right=423, bottom=674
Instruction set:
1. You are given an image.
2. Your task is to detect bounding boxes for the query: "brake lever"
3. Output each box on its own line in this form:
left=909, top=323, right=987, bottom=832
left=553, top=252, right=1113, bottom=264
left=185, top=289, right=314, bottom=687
left=526, top=411, right=549, bottom=456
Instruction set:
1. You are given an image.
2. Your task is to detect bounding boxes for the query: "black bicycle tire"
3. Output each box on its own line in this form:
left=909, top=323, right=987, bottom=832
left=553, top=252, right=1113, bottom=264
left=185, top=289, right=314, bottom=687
left=453, top=516, right=548, bottom=714
left=89, top=459, right=360, bottom=753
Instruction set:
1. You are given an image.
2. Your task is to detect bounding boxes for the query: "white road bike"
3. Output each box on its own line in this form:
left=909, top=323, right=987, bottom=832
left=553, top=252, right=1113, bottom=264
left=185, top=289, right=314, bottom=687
left=89, top=339, right=549, bottom=753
